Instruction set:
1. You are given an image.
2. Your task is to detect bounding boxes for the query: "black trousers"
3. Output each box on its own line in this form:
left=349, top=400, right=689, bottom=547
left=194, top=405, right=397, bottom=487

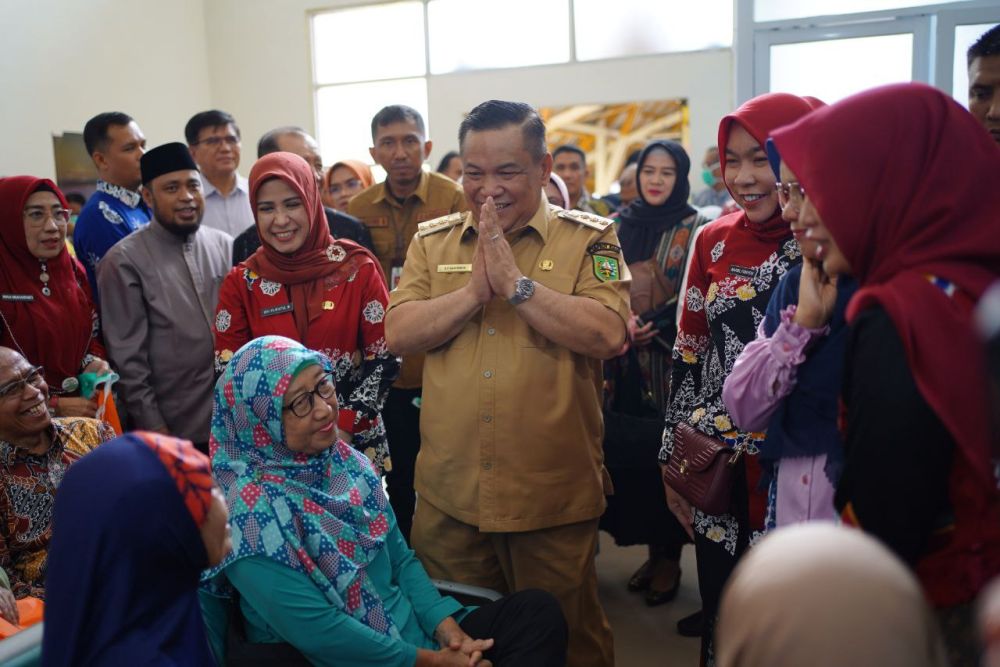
left=459, top=590, right=568, bottom=667
left=383, top=386, right=421, bottom=542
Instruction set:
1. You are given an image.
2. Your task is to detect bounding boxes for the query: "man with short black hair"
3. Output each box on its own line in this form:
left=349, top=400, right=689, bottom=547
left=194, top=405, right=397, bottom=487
left=386, top=99, right=627, bottom=667
left=98, top=143, right=232, bottom=453
left=348, top=104, right=469, bottom=543
left=969, top=24, right=1000, bottom=145
left=185, top=109, right=254, bottom=236
left=73, top=112, right=151, bottom=297
left=230, top=126, right=373, bottom=265
left=552, top=144, right=611, bottom=216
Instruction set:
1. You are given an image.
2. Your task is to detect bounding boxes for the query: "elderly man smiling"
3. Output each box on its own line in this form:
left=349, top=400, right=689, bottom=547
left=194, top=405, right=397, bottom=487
left=0, top=346, right=115, bottom=602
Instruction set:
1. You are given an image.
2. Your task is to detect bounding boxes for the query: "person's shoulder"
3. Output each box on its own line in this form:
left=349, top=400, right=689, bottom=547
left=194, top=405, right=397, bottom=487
left=348, top=182, right=384, bottom=208
left=324, top=206, right=363, bottom=228
left=552, top=206, right=615, bottom=233
left=198, top=225, right=234, bottom=246
left=427, top=170, right=464, bottom=194
left=416, top=211, right=467, bottom=238
left=54, top=417, right=115, bottom=454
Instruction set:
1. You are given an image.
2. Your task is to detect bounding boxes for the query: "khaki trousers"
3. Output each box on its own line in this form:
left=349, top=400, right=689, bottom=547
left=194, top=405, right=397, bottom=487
left=412, top=499, right=614, bottom=667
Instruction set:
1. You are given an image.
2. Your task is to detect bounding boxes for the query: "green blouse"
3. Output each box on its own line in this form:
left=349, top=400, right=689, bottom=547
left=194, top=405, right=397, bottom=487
left=200, top=511, right=465, bottom=667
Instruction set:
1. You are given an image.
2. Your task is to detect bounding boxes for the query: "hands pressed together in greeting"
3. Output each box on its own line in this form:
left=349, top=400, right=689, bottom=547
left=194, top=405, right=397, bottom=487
left=466, top=197, right=522, bottom=305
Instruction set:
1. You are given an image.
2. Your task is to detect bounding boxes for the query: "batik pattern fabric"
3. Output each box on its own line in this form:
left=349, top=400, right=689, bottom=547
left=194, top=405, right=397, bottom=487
left=214, top=256, right=398, bottom=475
left=660, top=214, right=801, bottom=549
left=0, top=417, right=115, bottom=598
left=134, top=432, right=213, bottom=527
left=203, top=336, right=400, bottom=639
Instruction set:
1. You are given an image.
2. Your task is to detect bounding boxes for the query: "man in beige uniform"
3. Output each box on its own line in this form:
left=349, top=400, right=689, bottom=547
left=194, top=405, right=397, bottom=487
left=386, top=100, right=629, bottom=667
left=349, top=104, right=468, bottom=542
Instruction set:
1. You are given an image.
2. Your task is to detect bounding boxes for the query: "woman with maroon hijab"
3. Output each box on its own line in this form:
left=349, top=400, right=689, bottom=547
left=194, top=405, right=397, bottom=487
left=658, top=94, right=818, bottom=664
left=0, top=177, right=109, bottom=418
left=213, top=152, right=398, bottom=475
left=772, top=82, right=1000, bottom=665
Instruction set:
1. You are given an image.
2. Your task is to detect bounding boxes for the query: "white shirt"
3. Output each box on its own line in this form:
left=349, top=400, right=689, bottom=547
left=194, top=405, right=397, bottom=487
left=200, top=173, right=254, bottom=237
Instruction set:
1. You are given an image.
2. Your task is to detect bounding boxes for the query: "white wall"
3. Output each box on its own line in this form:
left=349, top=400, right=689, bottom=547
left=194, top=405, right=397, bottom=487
left=1, top=0, right=734, bottom=189
left=0, top=0, right=213, bottom=179
left=204, top=0, right=734, bottom=188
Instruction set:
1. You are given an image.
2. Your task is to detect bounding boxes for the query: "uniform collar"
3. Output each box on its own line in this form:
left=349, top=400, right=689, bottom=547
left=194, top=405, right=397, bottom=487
left=373, top=170, right=430, bottom=206
left=96, top=180, right=142, bottom=208
left=461, top=197, right=549, bottom=244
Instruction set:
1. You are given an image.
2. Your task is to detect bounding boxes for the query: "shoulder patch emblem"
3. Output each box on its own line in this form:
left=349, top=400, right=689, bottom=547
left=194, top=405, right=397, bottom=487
left=557, top=208, right=612, bottom=231
left=593, top=255, right=621, bottom=282
left=417, top=212, right=465, bottom=237
left=99, top=201, right=125, bottom=225
left=587, top=241, right=621, bottom=256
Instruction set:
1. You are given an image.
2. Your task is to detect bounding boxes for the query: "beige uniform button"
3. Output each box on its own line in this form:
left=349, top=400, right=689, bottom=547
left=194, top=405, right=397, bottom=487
left=483, top=370, right=493, bottom=378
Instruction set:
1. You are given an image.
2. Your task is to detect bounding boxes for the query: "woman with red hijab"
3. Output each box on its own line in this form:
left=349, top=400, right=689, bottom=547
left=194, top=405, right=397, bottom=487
left=214, top=152, right=398, bottom=475
left=658, top=94, right=819, bottom=664
left=772, top=82, right=1000, bottom=665
left=0, top=177, right=109, bottom=418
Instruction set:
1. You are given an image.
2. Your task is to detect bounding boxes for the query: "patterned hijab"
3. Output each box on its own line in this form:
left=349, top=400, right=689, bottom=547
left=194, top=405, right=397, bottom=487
left=203, top=335, right=398, bottom=638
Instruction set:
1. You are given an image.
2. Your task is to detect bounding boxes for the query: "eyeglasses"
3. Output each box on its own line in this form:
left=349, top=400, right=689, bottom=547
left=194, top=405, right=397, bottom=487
left=775, top=181, right=806, bottom=210
left=329, top=179, right=362, bottom=195
left=23, top=208, right=71, bottom=228
left=194, top=135, right=240, bottom=148
left=282, top=372, right=336, bottom=418
left=0, top=366, right=46, bottom=401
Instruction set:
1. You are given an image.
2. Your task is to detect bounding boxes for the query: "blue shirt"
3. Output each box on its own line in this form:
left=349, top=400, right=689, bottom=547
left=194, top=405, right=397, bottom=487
left=73, top=181, right=151, bottom=299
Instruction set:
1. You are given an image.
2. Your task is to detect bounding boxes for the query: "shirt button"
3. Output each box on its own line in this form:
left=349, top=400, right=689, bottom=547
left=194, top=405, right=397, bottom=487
left=482, top=461, right=492, bottom=470
left=482, top=414, right=492, bottom=422
left=483, top=370, right=493, bottom=379
left=487, top=327, right=496, bottom=335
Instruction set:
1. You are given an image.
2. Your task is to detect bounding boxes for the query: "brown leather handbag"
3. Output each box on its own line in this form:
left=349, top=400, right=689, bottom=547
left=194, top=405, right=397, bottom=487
left=663, top=422, right=745, bottom=516
left=628, top=258, right=672, bottom=315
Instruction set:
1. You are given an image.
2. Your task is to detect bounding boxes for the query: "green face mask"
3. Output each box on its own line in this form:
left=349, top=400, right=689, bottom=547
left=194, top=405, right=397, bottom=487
left=701, top=167, right=718, bottom=187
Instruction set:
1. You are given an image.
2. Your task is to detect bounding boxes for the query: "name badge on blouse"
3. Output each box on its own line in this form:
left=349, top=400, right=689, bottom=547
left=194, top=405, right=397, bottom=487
left=729, top=265, right=756, bottom=279
left=261, top=303, right=294, bottom=318
left=1, top=294, right=34, bottom=302
left=437, top=264, right=472, bottom=273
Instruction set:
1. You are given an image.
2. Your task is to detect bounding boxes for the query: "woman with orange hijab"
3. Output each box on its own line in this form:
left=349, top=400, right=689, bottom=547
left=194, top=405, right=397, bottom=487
left=658, top=94, right=820, bottom=664
left=323, top=160, right=374, bottom=212
left=214, top=152, right=397, bottom=474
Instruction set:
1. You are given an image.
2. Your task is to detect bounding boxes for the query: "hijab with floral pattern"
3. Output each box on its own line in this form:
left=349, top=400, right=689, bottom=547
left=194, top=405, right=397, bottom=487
left=202, top=335, right=398, bottom=638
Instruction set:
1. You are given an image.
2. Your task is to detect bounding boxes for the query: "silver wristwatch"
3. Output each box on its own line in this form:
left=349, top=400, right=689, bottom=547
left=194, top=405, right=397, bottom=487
left=508, top=276, right=535, bottom=305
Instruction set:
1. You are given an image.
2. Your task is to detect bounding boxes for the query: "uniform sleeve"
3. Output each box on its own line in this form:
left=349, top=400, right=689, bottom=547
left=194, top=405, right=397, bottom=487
left=572, top=226, right=631, bottom=326
left=226, top=556, right=421, bottom=667
left=213, top=269, right=254, bottom=374
left=337, top=262, right=400, bottom=437
left=384, top=512, right=464, bottom=637
left=660, top=233, right=712, bottom=463
left=97, top=249, right=167, bottom=432
left=387, top=233, right=432, bottom=312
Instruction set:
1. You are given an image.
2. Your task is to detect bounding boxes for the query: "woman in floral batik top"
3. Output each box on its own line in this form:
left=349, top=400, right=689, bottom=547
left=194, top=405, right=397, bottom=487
left=658, top=93, right=820, bottom=666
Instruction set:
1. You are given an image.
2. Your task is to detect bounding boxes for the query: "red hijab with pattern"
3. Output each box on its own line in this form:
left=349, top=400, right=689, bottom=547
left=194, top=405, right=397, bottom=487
left=246, top=152, right=375, bottom=340
left=773, top=82, right=1000, bottom=487
left=717, top=93, right=823, bottom=242
left=0, top=176, right=95, bottom=388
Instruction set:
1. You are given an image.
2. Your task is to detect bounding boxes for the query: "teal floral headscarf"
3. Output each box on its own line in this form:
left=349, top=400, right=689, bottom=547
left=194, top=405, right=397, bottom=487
left=203, top=336, right=398, bottom=638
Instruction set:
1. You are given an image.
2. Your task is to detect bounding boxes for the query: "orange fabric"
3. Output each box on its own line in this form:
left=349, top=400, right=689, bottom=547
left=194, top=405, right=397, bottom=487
left=134, top=432, right=213, bottom=528
left=0, top=598, right=44, bottom=638
left=325, top=159, right=374, bottom=193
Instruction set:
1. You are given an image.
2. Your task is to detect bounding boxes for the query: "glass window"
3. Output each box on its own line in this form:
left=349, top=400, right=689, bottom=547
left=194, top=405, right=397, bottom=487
left=769, top=34, right=913, bottom=104
left=312, top=2, right=426, bottom=85
left=756, top=0, right=969, bottom=23
left=428, top=0, right=570, bottom=73
left=315, top=77, right=429, bottom=182
left=574, top=0, right=732, bottom=61
left=953, top=22, right=997, bottom=103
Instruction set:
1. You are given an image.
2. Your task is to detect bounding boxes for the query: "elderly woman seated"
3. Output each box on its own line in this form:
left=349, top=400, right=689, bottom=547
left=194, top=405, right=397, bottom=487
left=200, top=336, right=568, bottom=667
left=0, top=347, right=115, bottom=602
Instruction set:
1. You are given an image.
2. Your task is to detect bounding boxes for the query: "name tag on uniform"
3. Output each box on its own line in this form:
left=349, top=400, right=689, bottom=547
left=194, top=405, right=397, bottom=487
left=729, top=265, right=757, bottom=279
left=1, top=294, right=34, bottom=302
left=437, top=264, right=472, bottom=273
left=261, top=303, right=294, bottom=318
left=364, top=217, right=389, bottom=228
